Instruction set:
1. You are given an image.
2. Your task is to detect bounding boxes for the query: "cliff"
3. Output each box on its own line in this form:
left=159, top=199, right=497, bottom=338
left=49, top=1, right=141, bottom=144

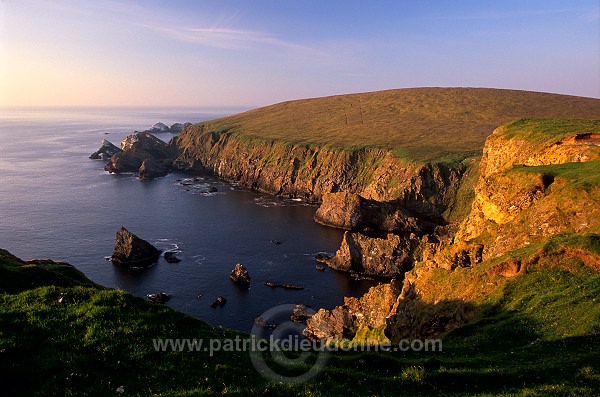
left=169, top=88, right=600, bottom=221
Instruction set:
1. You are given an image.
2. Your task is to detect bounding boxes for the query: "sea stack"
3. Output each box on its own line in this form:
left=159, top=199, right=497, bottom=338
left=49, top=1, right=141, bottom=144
left=111, top=227, right=161, bottom=267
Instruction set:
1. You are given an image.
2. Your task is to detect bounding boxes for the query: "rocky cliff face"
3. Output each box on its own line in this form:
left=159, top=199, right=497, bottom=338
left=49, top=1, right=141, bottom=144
left=456, top=119, right=600, bottom=260
left=170, top=124, right=471, bottom=219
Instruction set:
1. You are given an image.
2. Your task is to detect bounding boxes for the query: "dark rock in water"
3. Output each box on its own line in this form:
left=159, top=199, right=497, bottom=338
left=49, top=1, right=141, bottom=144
left=210, top=296, right=227, bottom=308
left=147, top=292, right=170, bottom=303
left=208, top=186, right=218, bottom=193
left=104, top=132, right=175, bottom=179
left=270, top=239, right=282, bottom=245
left=315, top=253, right=331, bottom=263
left=290, top=304, right=315, bottom=323
left=263, top=281, right=304, bottom=290
left=230, top=263, right=250, bottom=285
left=315, top=265, right=326, bottom=271
left=254, top=315, right=276, bottom=329
left=111, top=227, right=161, bottom=267
left=89, top=139, right=121, bottom=160
left=164, top=252, right=182, bottom=263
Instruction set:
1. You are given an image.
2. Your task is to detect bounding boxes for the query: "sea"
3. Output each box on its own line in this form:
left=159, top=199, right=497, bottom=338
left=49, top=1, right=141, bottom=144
left=0, top=107, right=377, bottom=332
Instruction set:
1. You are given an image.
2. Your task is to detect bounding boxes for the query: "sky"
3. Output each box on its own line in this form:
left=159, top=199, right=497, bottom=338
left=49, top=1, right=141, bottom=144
left=0, top=0, right=599, bottom=107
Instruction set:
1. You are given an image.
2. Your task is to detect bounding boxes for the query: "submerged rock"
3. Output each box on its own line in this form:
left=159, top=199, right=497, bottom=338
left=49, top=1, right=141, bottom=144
left=263, top=281, right=304, bottom=290
left=89, top=139, right=121, bottom=159
left=230, top=263, right=251, bottom=285
left=111, top=227, right=161, bottom=267
left=210, top=296, right=227, bottom=308
left=163, top=252, right=182, bottom=263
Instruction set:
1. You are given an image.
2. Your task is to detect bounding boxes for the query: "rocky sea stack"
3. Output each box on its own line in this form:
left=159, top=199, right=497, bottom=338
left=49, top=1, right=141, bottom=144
left=230, top=263, right=251, bottom=285
left=111, top=227, right=161, bottom=267
left=104, top=132, right=175, bottom=179
left=89, top=139, right=121, bottom=160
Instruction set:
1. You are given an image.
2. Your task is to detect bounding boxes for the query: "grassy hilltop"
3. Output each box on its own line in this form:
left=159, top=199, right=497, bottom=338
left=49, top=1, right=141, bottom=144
left=206, top=88, right=600, bottom=161
left=2, top=89, right=600, bottom=396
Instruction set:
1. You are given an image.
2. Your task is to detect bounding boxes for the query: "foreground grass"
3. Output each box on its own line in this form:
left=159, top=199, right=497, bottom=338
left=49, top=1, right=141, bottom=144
left=202, top=88, right=600, bottom=162
left=1, top=241, right=599, bottom=396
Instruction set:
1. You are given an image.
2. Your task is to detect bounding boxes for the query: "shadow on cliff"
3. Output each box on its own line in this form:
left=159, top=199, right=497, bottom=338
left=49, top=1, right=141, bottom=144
left=324, top=302, right=599, bottom=396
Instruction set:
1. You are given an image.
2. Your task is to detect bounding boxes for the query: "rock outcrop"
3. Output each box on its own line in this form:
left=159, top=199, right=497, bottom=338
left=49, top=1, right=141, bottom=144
left=90, top=139, right=121, bottom=159
left=105, top=132, right=175, bottom=179
left=111, top=227, right=161, bottom=267
left=229, top=263, right=250, bottom=285
left=456, top=119, right=600, bottom=260
left=324, top=232, right=417, bottom=277
left=314, top=192, right=421, bottom=232
left=304, top=280, right=403, bottom=341
left=141, top=122, right=192, bottom=134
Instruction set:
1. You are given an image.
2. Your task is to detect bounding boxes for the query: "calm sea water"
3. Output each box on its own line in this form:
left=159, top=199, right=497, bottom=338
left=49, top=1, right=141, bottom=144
left=0, top=107, right=376, bottom=331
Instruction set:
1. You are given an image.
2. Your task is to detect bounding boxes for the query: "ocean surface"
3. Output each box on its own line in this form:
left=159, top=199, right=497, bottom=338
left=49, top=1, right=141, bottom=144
left=0, top=107, right=377, bottom=332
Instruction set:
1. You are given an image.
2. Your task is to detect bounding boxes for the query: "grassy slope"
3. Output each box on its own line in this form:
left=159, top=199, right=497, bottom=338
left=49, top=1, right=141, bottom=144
left=2, top=242, right=599, bottom=396
left=203, top=88, right=600, bottom=162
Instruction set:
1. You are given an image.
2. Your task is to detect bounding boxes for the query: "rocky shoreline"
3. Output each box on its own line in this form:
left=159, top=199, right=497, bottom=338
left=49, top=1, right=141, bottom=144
left=90, top=105, right=600, bottom=343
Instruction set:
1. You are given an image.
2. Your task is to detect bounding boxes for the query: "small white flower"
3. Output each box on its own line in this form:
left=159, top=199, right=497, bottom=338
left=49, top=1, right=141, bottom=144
left=116, top=385, right=125, bottom=394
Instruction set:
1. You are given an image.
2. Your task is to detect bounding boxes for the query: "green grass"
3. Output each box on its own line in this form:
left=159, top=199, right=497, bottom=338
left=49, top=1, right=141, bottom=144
left=500, top=118, right=600, bottom=145
left=1, top=238, right=599, bottom=396
left=511, top=160, right=600, bottom=190
left=194, top=88, right=600, bottom=162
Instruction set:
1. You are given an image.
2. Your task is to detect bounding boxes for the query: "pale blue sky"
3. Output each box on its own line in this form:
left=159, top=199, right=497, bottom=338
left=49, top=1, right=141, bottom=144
left=1, top=0, right=599, bottom=106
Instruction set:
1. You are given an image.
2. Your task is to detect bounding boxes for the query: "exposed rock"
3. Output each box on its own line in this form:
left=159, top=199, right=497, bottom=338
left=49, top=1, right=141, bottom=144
left=315, top=265, right=326, bottom=271
left=263, top=281, right=304, bottom=290
left=270, top=239, right=282, bottom=245
left=168, top=122, right=192, bottom=134
left=325, top=232, right=417, bottom=277
left=138, top=157, right=168, bottom=180
left=147, top=292, right=170, bottom=303
left=384, top=280, right=474, bottom=341
left=303, top=307, right=357, bottom=341
left=314, top=192, right=421, bottom=233
left=163, top=252, right=181, bottom=263
left=147, top=122, right=170, bottom=133
left=111, top=227, right=161, bottom=267
left=210, top=296, right=227, bottom=308
left=89, top=139, right=121, bottom=160
left=208, top=186, right=218, bottom=193
left=303, top=280, right=402, bottom=341
left=486, top=257, right=522, bottom=277
left=254, top=316, right=276, bottom=329
left=105, top=132, right=175, bottom=179
left=456, top=119, right=600, bottom=260
left=315, top=253, right=332, bottom=263
left=230, top=263, right=250, bottom=285
left=290, top=304, right=315, bottom=323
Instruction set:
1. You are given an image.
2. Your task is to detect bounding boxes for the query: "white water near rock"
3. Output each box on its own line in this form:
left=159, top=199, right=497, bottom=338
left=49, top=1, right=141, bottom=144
left=0, top=106, right=377, bottom=331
